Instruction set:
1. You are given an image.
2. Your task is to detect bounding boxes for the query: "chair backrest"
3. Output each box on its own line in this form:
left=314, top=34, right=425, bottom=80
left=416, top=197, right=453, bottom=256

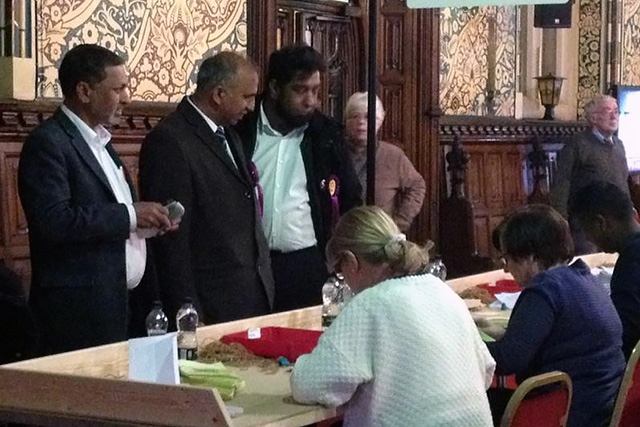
left=500, top=371, right=572, bottom=427
left=610, top=340, right=640, bottom=427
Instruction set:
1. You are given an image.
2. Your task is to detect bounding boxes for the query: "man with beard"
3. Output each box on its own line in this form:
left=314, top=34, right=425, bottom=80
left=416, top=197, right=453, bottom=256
left=235, top=44, right=361, bottom=312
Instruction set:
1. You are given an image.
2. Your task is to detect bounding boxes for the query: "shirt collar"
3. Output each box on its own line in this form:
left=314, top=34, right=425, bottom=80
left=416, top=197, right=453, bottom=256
left=258, top=101, right=307, bottom=137
left=187, top=96, right=222, bottom=134
left=60, top=104, right=111, bottom=148
left=592, top=128, right=613, bottom=144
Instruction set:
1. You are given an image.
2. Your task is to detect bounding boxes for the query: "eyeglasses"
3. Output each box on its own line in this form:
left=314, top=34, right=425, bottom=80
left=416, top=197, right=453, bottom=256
left=595, top=109, right=621, bottom=116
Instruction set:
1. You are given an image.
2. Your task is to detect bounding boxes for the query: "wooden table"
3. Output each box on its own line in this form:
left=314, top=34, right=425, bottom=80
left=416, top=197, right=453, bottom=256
left=0, top=252, right=616, bottom=426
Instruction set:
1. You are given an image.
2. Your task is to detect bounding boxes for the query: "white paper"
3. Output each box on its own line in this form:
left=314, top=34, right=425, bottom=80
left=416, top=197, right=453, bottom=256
left=493, top=291, right=522, bottom=310
left=128, top=333, right=179, bottom=385
left=591, top=266, right=614, bottom=295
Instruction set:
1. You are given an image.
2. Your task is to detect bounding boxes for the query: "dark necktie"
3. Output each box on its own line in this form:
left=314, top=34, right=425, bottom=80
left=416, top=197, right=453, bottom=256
left=215, top=127, right=237, bottom=168
left=215, top=126, right=226, bottom=141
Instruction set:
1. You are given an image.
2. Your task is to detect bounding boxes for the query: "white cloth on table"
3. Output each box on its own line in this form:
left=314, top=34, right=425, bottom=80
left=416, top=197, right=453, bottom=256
left=291, top=274, right=495, bottom=427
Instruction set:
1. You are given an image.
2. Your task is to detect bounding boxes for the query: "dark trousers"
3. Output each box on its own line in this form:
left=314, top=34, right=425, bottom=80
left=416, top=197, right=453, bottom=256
left=270, top=246, right=328, bottom=312
left=488, top=387, right=514, bottom=426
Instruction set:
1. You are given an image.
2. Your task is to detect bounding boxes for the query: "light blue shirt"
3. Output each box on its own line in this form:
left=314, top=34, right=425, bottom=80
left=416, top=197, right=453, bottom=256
left=253, top=103, right=317, bottom=252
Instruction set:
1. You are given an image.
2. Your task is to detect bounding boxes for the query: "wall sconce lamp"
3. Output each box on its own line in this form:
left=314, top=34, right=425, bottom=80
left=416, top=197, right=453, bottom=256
left=534, top=73, right=565, bottom=120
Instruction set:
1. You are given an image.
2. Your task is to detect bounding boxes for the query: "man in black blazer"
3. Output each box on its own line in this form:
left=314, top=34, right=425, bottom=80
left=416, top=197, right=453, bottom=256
left=18, top=44, right=173, bottom=355
left=139, top=52, right=274, bottom=325
left=234, top=44, right=361, bottom=312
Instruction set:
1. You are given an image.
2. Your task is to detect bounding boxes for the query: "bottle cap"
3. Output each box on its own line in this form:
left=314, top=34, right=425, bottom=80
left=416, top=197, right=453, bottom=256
left=184, top=297, right=193, bottom=304
left=152, top=300, right=163, bottom=309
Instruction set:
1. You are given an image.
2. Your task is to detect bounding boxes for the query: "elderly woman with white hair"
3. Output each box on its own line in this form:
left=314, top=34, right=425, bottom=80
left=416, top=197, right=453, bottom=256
left=344, top=92, right=426, bottom=232
left=290, top=206, right=495, bottom=427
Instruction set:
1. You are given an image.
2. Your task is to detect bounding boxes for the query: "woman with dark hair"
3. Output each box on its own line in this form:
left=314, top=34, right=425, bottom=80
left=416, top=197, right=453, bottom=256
left=487, top=204, right=625, bottom=427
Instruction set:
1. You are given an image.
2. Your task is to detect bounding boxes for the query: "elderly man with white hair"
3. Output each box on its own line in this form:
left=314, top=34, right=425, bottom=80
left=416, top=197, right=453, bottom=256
left=550, top=94, right=630, bottom=254
left=344, top=92, right=426, bottom=232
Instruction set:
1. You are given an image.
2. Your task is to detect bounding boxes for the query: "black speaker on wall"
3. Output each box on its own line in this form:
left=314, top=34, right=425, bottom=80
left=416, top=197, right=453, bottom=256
left=534, top=1, right=572, bottom=29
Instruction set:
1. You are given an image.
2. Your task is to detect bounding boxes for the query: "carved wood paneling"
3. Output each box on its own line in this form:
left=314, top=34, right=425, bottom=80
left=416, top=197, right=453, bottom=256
left=275, top=1, right=361, bottom=121
left=5, top=149, right=28, bottom=247
left=440, top=116, right=589, bottom=268
left=375, top=2, right=441, bottom=246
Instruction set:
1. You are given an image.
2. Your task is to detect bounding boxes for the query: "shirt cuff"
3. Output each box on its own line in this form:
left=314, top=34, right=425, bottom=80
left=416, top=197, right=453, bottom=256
left=125, top=203, right=137, bottom=231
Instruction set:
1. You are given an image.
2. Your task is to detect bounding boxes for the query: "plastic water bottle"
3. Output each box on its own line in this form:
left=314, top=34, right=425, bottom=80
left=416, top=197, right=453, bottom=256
left=176, top=298, right=199, bottom=360
left=426, top=256, right=447, bottom=281
left=145, top=301, right=168, bottom=336
left=321, top=274, right=353, bottom=330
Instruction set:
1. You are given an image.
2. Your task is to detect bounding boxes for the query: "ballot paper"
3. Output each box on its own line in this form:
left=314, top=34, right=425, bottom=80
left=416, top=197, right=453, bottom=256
left=489, top=292, right=522, bottom=310
left=128, top=333, right=180, bottom=385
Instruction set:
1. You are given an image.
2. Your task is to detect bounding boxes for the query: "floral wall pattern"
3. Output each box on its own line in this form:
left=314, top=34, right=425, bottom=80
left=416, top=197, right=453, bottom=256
left=621, top=0, right=640, bottom=85
left=577, top=0, right=603, bottom=113
left=37, top=0, right=247, bottom=101
left=440, top=6, right=517, bottom=116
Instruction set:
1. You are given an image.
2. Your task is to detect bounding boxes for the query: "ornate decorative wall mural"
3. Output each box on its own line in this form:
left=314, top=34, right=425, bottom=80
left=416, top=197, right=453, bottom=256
left=577, top=0, right=603, bottom=113
left=37, top=0, right=246, bottom=101
left=440, top=6, right=516, bottom=116
left=621, top=0, right=640, bottom=85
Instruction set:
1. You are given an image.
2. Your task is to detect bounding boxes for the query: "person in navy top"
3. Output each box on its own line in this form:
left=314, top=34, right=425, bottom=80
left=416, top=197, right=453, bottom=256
left=487, top=204, right=625, bottom=427
left=569, top=180, right=640, bottom=359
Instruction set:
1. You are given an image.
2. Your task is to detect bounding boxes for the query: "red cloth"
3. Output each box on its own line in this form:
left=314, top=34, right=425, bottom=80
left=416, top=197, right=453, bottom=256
left=478, top=280, right=523, bottom=297
left=221, top=327, right=322, bottom=362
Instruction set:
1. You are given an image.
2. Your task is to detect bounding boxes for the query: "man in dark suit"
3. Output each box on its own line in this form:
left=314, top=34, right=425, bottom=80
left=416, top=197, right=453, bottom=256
left=139, top=52, right=274, bottom=326
left=18, top=44, right=173, bottom=355
left=234, top=44, right=361, bottom=312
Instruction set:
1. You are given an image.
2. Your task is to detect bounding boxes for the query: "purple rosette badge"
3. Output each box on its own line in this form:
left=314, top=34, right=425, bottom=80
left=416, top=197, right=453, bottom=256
left=247, top=161, right=264, bottom=218
left=327, top=175, right=340, bottom=228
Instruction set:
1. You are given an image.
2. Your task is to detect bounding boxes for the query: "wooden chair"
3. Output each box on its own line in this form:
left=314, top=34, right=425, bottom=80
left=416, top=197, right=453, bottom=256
left=610, top=340, right=640, bottom=427
left=500, top=371, right=572, bottom=427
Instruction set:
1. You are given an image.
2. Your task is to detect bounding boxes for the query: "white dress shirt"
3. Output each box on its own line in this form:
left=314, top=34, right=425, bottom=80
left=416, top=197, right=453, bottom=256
left=253, top=103, right=317, bottom=252
left=61, top=105, right=146, bottom=289
left=187, top=96, right=238, bottom=169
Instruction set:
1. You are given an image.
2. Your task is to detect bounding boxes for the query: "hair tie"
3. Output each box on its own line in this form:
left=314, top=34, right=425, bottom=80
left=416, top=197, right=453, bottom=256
left=383, top=233, right=406, bottom=257
left=390, top=233, right=406, bottom=245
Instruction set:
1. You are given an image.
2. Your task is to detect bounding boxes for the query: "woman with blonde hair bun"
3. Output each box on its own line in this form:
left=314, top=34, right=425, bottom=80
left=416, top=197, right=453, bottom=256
left=291, top=206, right=495, bottom=427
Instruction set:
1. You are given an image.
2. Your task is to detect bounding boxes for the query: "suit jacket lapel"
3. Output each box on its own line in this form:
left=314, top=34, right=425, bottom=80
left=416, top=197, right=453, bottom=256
left=54, top=109, right=117, bottom=200
left=178, top=99, right=248, bottom=183
left=105, top=142, right=138, bottom=202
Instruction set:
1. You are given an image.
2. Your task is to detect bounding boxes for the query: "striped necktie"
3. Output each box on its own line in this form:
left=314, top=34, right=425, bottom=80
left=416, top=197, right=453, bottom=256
left=215, top=127, right=237, bottom=168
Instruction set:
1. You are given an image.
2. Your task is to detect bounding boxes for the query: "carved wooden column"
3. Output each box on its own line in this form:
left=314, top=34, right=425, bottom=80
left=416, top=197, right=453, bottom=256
left=527, top=137, right=551, bottom=204
left=440, top=136, right=478, bottom=278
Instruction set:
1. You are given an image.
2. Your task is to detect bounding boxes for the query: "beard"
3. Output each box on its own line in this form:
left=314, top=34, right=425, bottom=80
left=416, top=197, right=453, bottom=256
left=275, top=99, right=314, bottom=128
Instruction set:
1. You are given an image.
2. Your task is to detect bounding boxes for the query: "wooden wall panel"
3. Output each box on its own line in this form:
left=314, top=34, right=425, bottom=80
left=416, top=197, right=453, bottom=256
left=440, top=116, right=589, bottom=275
left=381, top=86, right=404, bottom=147
left=485, top=152, right=504, bottom=208
left=474, top=216, right=491, bottom=256
left=4, top=149, right=28, bottom=248
left=467, top=154, right=486, bottom=209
